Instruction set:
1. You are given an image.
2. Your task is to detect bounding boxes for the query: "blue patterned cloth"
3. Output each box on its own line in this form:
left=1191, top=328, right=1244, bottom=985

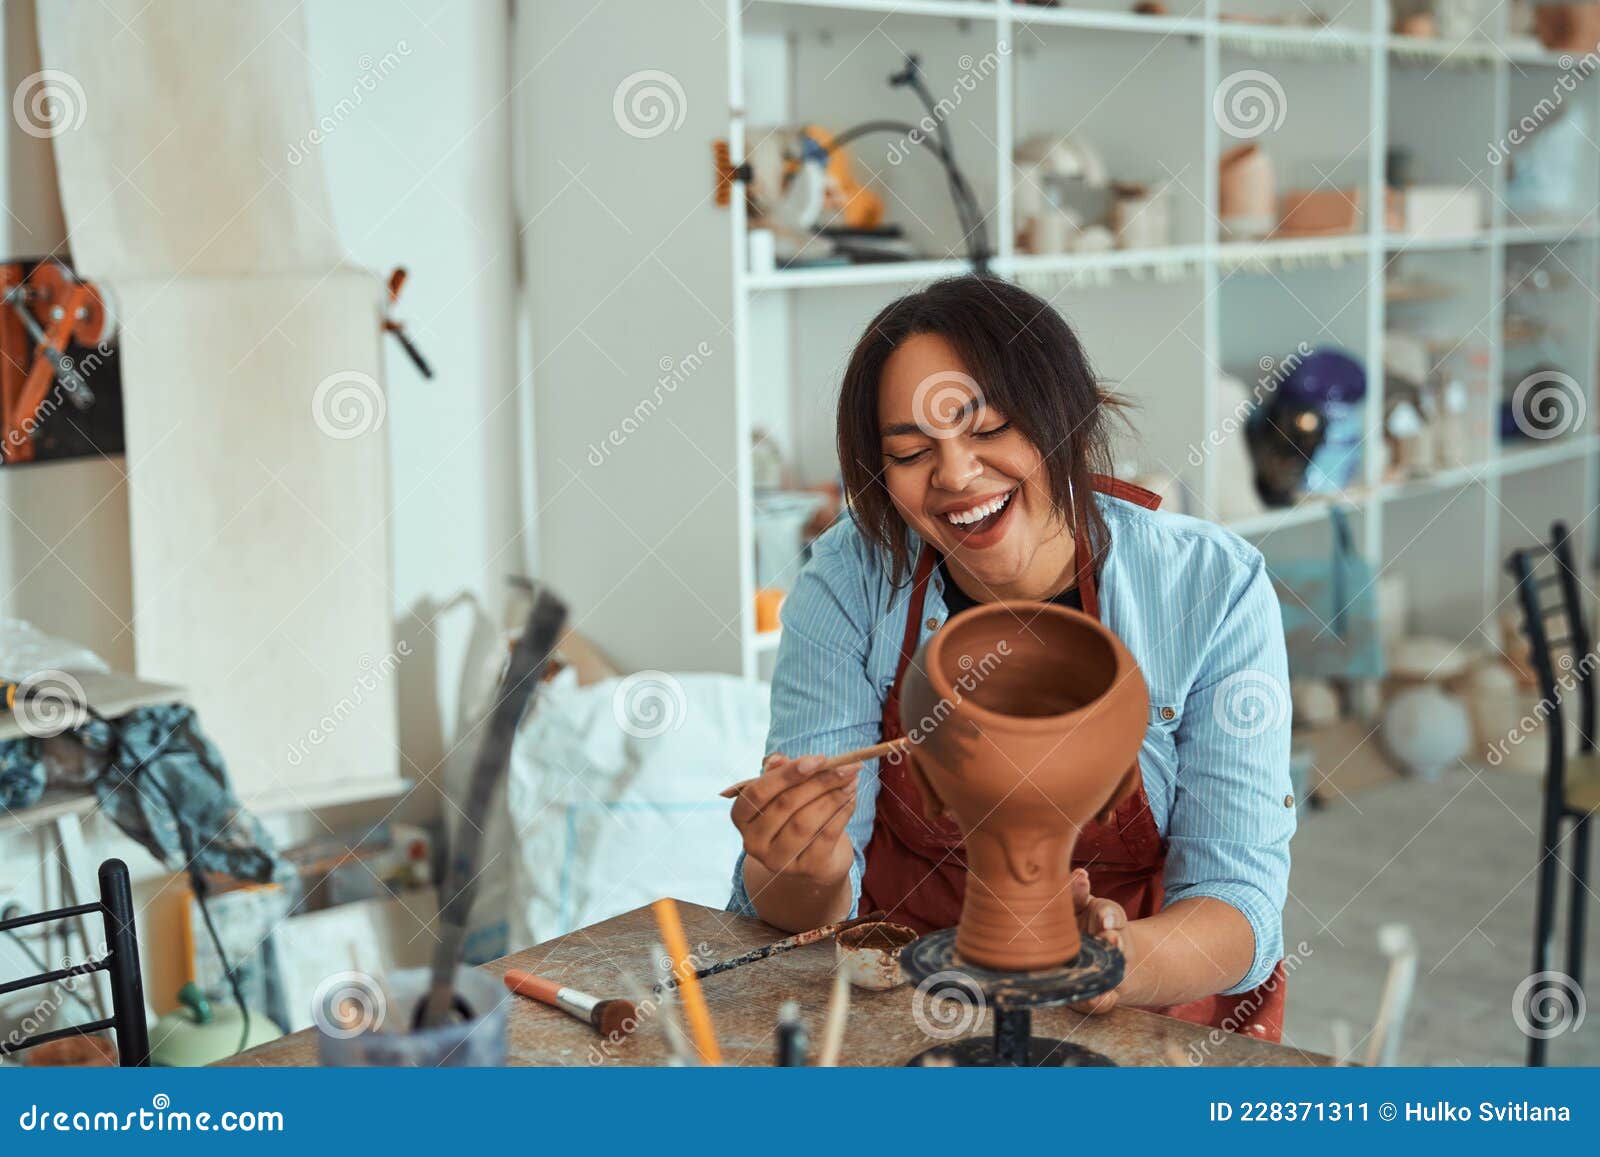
left=730, top=493, right=1295, bottom=995
left=0, top=704, right=284, bottom=885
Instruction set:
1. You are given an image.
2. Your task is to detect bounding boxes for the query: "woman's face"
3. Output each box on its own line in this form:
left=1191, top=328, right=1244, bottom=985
left=877, top=333, right=1068, bottom=593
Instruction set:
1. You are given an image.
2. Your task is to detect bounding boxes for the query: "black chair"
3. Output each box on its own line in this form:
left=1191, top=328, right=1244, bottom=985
left=0, top=858, right=149, bottom=1066
left=1506, top=521, right=1600, bottom=1066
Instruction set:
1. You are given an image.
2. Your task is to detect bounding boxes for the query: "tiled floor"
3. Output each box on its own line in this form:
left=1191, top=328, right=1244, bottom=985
left=1282, top=764, right=1597, bottom=1066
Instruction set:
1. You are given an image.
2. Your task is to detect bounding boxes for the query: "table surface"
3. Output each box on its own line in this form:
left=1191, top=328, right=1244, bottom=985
left=225, top=900, right=1331, bottom=1067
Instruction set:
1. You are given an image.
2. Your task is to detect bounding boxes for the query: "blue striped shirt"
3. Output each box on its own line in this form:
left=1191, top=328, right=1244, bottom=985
left=728, top=492, right=1294, bottom=994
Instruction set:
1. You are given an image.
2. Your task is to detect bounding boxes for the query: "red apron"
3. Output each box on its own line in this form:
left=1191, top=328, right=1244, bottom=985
left=860, top=476, right=1288, bottom=1041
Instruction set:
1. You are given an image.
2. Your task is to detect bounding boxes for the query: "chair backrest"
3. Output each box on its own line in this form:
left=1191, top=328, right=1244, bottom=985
left=0, top=858, right=150, bottom=1067
left=1505, top=521, right=1597, bottom=777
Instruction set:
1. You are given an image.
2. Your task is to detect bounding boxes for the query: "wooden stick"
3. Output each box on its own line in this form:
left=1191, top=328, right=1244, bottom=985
left=718, top=737, right=911, bottom=799
left=651, top=909, right=886, bottom=994
left=816, top=968, right=852, bottom=1067
left=651, top=899, right=721, bottom=1065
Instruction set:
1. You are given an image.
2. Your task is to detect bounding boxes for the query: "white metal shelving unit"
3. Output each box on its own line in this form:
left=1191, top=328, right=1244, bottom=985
left=525, top=0, right=1599, bottom=677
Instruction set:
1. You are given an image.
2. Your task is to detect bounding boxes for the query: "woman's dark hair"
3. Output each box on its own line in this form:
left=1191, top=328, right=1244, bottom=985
left=837, top=275, right=1120, bottom=586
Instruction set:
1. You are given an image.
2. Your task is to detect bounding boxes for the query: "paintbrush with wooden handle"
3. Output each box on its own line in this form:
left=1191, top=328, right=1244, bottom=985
left=718, top=737, right=911, bottom=799
left=650, top=908, right=887, bottom=994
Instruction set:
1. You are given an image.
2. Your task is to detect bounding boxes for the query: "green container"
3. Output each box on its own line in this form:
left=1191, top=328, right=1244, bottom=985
left=149, top=982, right=282, bottom=1066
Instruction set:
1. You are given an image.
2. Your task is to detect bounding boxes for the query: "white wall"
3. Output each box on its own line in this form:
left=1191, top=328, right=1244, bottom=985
left=0, top=0, right=527, bottom=1013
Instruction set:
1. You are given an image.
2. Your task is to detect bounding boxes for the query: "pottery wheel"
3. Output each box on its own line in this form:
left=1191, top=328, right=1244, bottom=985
left=899, top=928, right=1124, bottom=1009
left=898, top=929, right=1125, bottom=1067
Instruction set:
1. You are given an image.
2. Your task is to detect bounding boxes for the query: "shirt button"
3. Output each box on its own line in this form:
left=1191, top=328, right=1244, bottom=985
left=925, top=617, right=940, bottom=631
left=1284, top=794, right=1295, bottom=808
left=1160, top=706, right=1176, bottom=721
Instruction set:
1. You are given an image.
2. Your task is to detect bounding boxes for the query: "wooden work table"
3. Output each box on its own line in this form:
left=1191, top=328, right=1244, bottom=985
left=223, top=900, right=1331, bottom=1067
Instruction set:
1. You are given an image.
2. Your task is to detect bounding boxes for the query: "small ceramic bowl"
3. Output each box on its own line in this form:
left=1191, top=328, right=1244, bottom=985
left=835, top=921, right=919, bottom=991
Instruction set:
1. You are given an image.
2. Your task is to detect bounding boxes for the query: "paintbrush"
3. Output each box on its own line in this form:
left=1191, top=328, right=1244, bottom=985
left=502, top=969, right=637, bottom=1037
left=415, top=586, right=567, bottom=1029
left=719, top=738, right=911, bottom=799
left=651, top=909, right=887, bottom=994
left=775, top=1000, right=808, bottom=1066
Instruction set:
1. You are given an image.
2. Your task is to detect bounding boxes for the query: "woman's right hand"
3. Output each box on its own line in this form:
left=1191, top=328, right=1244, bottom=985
left=731, top=753, right=861, bottom=888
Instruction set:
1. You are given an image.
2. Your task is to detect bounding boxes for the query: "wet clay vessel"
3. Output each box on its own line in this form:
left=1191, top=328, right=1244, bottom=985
left=898, top=602, right=1149, bottom=972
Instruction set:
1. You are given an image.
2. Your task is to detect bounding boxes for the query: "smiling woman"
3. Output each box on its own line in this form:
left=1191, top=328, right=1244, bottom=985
left=727, top=276, right=1295, bottom=1043
left=836, top=277, right=1119, bottom=600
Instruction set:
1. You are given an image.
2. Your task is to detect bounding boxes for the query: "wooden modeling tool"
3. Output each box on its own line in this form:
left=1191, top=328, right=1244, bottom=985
left=651, top=909, right=886, bottom=994
left=651, top=899, right=721, bottom=1065
left=719, top=737, right=911, bottom=799
left=816, top=968, right=852, bottom=1067
left=502, top=969, right=637, bottom=1037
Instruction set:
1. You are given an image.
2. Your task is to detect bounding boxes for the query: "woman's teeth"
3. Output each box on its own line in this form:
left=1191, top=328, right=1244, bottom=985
left=945, top=491, right=1013, bottom=526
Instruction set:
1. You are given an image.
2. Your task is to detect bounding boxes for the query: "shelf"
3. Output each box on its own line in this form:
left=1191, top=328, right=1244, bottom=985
left=752, top=629, right=784, bottom=654
left=746, top=258, right=975, bottom=291
left=1501, top=39, right=1576, bottom=67
left=1005, top=3, right=1206, bottom=37
left=1216, top=21, right=1373, bottom=52
left=1499, top=221, right=1599, bottom=246
left=1217, top=235, right=1368, bottom=272
left=1376, top=460, right=1495, bottom=502
left=1226, top=498, right=1354, bottom=537
left=1382, top=231, right=1493, bottom=252
left=996, top=244, right=1207, bottom=277
left=1386, top=36, right=1500, bottom=64
left=748, top=0, right=1000, bottom=22
left=1496, top=434, right=1600, bottom=475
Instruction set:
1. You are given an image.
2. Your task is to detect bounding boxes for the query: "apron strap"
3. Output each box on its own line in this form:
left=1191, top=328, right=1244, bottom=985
left=896, top=547, right=938, bottom=673
left=1075, top=474, right=1163, bottom=621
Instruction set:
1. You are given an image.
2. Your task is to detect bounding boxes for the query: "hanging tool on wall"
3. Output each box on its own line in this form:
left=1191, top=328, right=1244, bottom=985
left=0, top=259, right=117, bottom=464
left=382, top=267, right=434, bottom=379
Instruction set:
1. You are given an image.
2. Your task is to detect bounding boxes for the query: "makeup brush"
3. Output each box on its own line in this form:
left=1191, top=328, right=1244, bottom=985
left=503, top=969, right=638, bottom=1038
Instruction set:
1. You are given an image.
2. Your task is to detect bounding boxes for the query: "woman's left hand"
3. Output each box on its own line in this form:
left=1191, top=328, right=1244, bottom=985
left=1067, top=867, right=1129, bottom=1016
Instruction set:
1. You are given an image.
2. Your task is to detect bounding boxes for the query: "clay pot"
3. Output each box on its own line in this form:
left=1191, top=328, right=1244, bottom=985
left=1275, top=188, right=1362, bottom=237
left=1219, top=144, right=1276, bottom=240
left=898, top=602, right=1149, bottom=971
left=1535, top=3, right=1600, bottom=52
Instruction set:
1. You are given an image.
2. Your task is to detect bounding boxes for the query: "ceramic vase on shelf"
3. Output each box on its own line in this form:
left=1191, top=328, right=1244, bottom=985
left=898, top=602, right=1149, bottom=971
left=1219, top=144, right=1276, bottom=240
